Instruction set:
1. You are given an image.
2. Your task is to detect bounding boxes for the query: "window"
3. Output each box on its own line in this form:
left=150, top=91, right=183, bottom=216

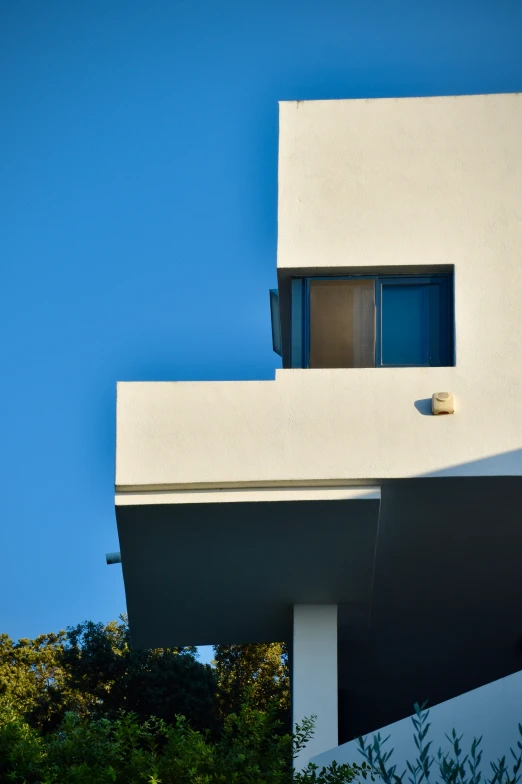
left=291, top=274, right=453, bottom=368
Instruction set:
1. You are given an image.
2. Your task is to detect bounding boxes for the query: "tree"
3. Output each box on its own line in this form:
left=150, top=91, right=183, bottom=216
left=1, top=619, right=290, bottom=741
left=0, top=616, right=218, bottom=735
left=60, top=615, right=218, bottom=733
left=0, top=630, right=80, bottom=732
left=213, top=642, right=290, bottom=730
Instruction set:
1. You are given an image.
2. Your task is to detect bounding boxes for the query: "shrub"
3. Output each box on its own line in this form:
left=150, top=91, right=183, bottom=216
left=0, top=699, right=45, bottom=783
left=0, top=700, right=365, bottom=784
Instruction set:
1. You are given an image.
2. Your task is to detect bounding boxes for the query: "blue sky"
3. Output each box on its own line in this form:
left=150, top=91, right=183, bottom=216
left=1, top=0, right=521, bottom=665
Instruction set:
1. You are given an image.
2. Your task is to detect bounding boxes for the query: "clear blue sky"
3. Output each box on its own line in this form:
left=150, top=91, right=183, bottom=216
left=1, top=0, right=521, bottom=664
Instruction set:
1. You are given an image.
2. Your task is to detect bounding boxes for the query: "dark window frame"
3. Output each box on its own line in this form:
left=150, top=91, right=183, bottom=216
left=290, top=273, right=454, bottom=369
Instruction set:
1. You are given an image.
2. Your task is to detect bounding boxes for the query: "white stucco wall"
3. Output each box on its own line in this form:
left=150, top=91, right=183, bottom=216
left=116, top=368, right=522, bottom=489
left=116, top=94, right=522, bottom=492
left=293, top=605, right=338, bottom=770
left=277, top=93, right=522, bottom=271
left=310, top=669, right=522, bottom=776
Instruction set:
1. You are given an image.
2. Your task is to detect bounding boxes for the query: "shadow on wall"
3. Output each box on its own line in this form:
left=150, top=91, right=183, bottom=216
left=352, top=448, right=522, bottom=498
left=413, top=398, right=432, bottom=415
left=419, top=447, right=522, bottom=477
left=312, top=669, right=522, bottom=773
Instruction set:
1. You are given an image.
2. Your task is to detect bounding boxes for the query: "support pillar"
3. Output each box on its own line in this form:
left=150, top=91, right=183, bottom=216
left=292, top=604, right=338, bottom=770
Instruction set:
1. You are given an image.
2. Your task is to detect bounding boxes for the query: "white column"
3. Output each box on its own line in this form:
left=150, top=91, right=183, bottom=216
left=292, top=604, right=338, bottom=770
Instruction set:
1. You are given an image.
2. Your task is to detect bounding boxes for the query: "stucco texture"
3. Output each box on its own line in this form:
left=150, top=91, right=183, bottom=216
left=277, top=94, right=522, bottom=271
left=116, top=367, right=522, bottom=488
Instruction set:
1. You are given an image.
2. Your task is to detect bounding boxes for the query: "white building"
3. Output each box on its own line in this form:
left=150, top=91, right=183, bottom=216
left=113, top=93, right=522, bottom=769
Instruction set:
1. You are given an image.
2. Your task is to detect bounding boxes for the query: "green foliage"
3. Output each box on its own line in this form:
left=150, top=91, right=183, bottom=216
left=0, top=699, right=45, bottom=782
left=0, top=617, right=217, bottom=735
left=0, top=621, right=292, bottom=742
left=61, top=617, right=217, bottom=733
left=0, top=621, right=368, bottom=781
left=296, top=759, right=374, bottom=784
left=293, top=716, right=374, bottom=784
left=213, top=643, right=290, bottom=730
left=357, top=702, right=522, bottom=784
left=0, top=631, right=75, bottom=732
left=0, top=702, right=364, bottom=783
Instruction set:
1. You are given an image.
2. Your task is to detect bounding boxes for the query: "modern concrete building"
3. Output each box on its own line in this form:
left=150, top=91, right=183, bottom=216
left=113, top=93, right=522, bottom=769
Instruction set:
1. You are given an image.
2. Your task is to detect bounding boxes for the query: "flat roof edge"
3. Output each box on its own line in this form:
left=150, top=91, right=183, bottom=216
left=115, top=485, right=381, bottom=506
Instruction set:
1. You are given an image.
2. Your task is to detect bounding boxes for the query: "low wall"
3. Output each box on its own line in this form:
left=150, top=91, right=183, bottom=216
left=311, top=670, right=522, bottom=776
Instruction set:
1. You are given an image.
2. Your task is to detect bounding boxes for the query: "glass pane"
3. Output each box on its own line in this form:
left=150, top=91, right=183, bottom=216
left=381, top=284, right=427, bottom=365
left=269, top=289, right=282, bottom=357
left=309, top=280, right=375, bottom=368
left=426, top=282, right=442, bottom=365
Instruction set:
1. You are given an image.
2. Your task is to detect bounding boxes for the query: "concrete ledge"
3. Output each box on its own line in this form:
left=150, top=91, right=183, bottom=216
left=116, top=486, right=380, bottom=505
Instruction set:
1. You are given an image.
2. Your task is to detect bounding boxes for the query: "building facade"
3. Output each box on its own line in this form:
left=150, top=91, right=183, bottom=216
left=114, top=93, right=522, bottom=768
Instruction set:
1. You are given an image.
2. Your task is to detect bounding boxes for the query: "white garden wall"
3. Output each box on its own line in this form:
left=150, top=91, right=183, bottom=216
left=311, top=670, right=522, bottom=776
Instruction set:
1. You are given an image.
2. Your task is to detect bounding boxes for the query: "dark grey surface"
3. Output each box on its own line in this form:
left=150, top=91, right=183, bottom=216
left=117, top=498, right=380, bottom=648
left=338, top=477, right=522, bottom=740
left=117, top=477, right=522, bottom=743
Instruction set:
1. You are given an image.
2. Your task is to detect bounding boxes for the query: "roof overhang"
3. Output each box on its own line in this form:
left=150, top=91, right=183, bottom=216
left=116, top=488, right=381, bottom=648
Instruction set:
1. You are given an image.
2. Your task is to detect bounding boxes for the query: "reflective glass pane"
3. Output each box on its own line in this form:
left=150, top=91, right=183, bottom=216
left=381, top=284, right=427, bottom=365
left=309, top=280, right=375, bottom=368
left=269, top=289, right=282, bottom=357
